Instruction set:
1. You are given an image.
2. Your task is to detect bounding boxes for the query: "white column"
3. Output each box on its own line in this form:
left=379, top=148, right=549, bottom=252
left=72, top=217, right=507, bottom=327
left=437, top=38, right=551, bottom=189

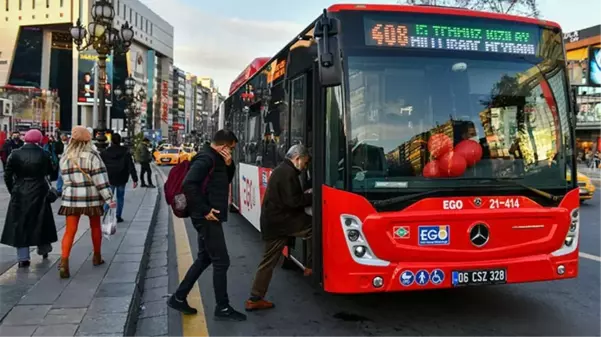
left=40, top=30, right=53, bottom=89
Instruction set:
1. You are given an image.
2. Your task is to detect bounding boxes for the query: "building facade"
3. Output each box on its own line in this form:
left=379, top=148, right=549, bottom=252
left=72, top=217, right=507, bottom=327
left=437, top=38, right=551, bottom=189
left=0, top=0, right=173, bottom=136
left=564, top=25, right=601, bottom=157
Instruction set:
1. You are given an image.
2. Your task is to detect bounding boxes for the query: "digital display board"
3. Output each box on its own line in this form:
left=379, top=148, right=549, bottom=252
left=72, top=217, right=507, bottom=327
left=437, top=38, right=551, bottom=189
left=364, top=18, right=539, bottom=56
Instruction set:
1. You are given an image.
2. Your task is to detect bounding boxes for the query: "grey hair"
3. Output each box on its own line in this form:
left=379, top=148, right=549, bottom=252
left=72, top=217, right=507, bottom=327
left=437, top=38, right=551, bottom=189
left=285, top=144, right=309, bottom=160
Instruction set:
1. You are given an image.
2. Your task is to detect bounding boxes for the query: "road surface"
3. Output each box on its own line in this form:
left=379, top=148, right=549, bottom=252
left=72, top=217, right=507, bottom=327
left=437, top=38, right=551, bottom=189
left=160, top=166, right=601, bottom=336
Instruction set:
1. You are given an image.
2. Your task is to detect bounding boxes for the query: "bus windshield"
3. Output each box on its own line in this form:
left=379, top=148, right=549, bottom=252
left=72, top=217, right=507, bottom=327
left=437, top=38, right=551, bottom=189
left=340, top=14, right=572, bottom=194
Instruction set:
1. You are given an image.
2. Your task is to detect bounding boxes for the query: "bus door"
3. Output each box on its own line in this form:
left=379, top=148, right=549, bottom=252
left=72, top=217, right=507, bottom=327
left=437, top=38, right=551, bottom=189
left=286, top=72, right=313, bottom=268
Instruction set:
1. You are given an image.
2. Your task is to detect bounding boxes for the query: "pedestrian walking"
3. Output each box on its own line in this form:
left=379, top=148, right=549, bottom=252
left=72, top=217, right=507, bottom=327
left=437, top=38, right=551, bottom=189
left=55, top=134, right=69, bottom=195
left=100, top=133, right=138, bottom=223
left=57, top=126, right=115, bottom=278
left=1, top=129, right=58, bottom=268
left=245, top=144, right=313, bottom=311
left=1, top=131, right=24, bottom=170
left=167, top=130, right=246, bottom=321
left=135, top=138, right=155, bottom=188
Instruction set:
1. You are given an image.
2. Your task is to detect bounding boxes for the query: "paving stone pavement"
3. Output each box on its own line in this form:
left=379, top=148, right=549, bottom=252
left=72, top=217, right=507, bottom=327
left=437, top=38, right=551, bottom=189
left=135, top=194, right=170, bottom=337
left=0, top=168, right=161, bottom=336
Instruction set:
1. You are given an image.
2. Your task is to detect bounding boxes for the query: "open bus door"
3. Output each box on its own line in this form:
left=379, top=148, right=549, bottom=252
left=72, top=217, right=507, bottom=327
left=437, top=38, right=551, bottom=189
left=283, top=10, right=343, bottom=287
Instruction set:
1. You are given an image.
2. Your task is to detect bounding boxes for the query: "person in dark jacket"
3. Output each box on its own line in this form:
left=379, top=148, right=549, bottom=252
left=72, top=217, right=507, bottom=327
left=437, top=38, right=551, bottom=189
left=244, top=144, right=313, bottom=311
left=100, top=133, right=138, bottom=222
left=167, top=130, right=246, bottom=322
left=1, top=129, right=58, bottom=268
left=1, top=131, right=24, bottom=169
left=135, top=138, right=155, bottom=187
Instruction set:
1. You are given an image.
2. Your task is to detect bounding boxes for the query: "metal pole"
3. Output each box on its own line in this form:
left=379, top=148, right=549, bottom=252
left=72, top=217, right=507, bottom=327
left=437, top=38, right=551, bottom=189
left=96, top=54, right=108, bottom=150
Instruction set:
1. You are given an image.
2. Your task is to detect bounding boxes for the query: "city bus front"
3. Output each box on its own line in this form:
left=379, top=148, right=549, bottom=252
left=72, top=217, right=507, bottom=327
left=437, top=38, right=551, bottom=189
left=317, top=5, right=578, bottom=293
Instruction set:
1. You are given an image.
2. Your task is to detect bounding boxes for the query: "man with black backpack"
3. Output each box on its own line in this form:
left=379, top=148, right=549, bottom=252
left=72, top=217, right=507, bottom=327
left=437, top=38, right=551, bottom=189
left=167, top=130, right=247, bottom=322
left=100, top=133, right=138, bottom=223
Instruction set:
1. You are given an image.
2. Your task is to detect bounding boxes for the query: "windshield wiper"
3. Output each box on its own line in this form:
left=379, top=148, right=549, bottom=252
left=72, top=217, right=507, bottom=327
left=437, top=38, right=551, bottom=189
left=478, top=178, right=562, bottom=202
left=372, top=189, right=449, bottom=207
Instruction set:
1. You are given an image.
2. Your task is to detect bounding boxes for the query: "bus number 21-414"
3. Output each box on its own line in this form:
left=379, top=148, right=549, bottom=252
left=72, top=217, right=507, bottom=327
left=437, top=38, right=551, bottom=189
left=489, top=198, right=520, bottom=209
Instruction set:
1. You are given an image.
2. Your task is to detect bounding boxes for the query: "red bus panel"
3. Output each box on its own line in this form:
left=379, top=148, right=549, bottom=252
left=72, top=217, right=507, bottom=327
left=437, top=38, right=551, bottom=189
left=321, top=185, right=579, bottom=293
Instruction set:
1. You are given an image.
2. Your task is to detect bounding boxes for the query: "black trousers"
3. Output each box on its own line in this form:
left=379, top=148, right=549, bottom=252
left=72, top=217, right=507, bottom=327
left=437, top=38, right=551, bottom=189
left=175, top=220, right=230, bottom=308
left=140, top=163, right=152, bottom=185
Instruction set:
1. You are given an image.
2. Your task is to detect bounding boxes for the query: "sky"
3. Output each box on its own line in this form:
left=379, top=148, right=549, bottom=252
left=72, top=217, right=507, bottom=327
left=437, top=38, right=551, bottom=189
left=139, top=0, right=601, bottom=95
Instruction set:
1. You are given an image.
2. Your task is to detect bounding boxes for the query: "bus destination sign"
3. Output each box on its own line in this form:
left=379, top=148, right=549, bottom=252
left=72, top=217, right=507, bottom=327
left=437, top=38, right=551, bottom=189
left=364, top=19, right=538, bottom=55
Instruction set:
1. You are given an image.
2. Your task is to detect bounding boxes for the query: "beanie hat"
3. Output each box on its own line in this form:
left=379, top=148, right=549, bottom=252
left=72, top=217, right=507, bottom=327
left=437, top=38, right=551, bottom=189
left=71, top=126, right=92, bottom=142
left=24, top=129, right=43, bottom=144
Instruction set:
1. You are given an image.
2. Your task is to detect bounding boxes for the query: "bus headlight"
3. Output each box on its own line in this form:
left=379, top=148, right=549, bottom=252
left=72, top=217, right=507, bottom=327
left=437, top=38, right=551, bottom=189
left=353, top=245, right=367, bottom=257
left=347, top=229, right=360, bottom=242
left=552, top=208, right=579, bottom=257
left=340, top=214, right=390, bottom=267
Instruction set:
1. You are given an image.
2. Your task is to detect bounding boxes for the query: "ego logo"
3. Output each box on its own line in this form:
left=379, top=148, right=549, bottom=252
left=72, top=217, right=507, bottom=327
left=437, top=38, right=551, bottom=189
left=242, top=176, right=256, bottom=210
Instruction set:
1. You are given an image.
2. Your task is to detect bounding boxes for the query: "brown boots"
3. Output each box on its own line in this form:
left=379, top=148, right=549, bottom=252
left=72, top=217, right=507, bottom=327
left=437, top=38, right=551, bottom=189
left=59, top=258, right=70, bottom=279
left=59, top=253, right=104, bottom=279
left=92, top=253, right=105, bottom=266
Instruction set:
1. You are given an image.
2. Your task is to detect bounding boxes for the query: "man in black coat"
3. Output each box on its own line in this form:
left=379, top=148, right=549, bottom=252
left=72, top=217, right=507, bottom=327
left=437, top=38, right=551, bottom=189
left=1, top=131, right=24, bottom=169
left=100, top=133, right=138, bottom=223
left=245, top=144, right=312, bottom=311
left=167, top=130, right=247, bottom=322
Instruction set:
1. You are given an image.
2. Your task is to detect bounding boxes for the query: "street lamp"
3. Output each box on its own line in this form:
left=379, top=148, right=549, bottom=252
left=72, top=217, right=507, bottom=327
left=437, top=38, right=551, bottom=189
left=114, top=76, right=146, bottom=144
left=70, top=0, right=134, bottom=150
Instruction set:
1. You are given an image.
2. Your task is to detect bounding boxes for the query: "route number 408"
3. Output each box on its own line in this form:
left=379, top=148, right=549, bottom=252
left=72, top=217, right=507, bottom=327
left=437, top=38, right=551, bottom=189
left=489, top=198, right=520, bottom=209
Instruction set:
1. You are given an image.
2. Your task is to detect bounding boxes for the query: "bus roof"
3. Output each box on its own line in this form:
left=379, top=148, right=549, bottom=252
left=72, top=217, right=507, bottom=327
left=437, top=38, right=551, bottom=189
left=225, top=3, right=562, bottom=100
left=327, top=3, right=561, bottom=30
left=228, top=57, right=271, bottom=95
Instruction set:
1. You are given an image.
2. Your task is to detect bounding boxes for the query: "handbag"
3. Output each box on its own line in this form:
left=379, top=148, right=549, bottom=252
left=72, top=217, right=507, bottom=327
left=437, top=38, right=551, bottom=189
left=46, top=177, right=59, bottom=203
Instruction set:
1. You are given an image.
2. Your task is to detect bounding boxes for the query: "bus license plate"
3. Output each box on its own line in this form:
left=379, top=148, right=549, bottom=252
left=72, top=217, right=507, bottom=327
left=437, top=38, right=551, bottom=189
left=451, top=269, right=507, bottom=286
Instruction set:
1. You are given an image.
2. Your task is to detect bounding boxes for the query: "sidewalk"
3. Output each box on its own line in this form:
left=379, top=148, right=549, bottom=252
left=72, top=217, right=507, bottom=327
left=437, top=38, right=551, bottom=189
left=0, top=168, right=161, bottom=336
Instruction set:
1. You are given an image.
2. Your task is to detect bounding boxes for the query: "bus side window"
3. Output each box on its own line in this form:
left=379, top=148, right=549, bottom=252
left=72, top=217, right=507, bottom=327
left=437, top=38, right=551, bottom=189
left=325, top=85, right=345, bottom=188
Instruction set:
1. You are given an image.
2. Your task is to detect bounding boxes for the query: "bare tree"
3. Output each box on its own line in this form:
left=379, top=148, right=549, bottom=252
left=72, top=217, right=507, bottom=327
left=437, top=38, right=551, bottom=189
left=397, top=0, right=540, bottom=18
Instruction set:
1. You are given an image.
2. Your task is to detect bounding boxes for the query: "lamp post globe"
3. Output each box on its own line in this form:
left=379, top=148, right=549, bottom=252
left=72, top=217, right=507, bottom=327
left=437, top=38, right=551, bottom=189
left=120, top=22, right=134, bottom=45
left=114, top=86, right=122, bottom=97
left=125, top=76, right=135, bottom=89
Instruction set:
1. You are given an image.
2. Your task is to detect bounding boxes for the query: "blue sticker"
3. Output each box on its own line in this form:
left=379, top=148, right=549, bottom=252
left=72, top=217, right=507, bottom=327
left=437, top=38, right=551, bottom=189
left=429, top=269, right=445, bottom=285
left=415, top=269, right=430, bottom=286
left=400, top=270, right=415, bottom=286
left=418, top=225, right=450, bottom=245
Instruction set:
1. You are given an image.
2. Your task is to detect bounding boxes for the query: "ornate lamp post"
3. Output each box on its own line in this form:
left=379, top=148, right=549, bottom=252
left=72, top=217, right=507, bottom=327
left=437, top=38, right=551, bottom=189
left=114, top=76, right=146, bottom=145
left=70, top=0, right=134, bottom=150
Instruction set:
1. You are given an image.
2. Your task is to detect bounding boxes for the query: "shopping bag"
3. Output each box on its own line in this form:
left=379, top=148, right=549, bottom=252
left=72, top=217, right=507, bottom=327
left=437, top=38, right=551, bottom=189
left=101, top=207, right=117, bottom=239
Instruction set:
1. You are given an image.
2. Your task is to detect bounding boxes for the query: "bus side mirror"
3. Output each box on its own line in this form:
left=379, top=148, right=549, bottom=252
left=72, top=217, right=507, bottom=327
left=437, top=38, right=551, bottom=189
left=314, top=9, right=342, bottom=87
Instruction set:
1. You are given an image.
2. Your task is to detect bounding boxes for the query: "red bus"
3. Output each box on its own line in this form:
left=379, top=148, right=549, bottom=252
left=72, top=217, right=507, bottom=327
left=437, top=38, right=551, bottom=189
left=221, top=3, right=579, bottom=293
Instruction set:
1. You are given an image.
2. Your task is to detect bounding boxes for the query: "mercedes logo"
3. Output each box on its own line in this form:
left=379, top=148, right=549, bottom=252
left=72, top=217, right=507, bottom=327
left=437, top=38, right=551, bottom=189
left=473, top=198, right=482, bottom=207
left=469, top=223, right=489, bottom=247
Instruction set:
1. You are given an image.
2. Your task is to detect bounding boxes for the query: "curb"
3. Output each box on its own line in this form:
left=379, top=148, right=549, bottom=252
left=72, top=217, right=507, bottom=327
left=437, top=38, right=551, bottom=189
left=124, top=172, right=162, bottom=336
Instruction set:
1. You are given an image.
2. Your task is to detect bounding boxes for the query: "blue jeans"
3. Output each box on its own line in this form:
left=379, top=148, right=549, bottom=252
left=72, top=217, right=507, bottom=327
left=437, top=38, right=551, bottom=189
left=16, top=244, right=52, bottom=262
left=56, top=172, right=64, bottom=193
left=104, top=185, right=125, bottom=218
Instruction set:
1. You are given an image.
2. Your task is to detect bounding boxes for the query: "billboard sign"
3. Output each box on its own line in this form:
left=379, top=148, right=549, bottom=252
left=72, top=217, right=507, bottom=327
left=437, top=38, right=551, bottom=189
left=588, top=46, right=601, bottom=87
left=77, top=51, right=112, bottom=105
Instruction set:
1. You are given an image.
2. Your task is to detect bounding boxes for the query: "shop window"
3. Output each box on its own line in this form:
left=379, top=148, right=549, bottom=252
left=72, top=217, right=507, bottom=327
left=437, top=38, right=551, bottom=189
left=8, top=27, right=43, bottom=88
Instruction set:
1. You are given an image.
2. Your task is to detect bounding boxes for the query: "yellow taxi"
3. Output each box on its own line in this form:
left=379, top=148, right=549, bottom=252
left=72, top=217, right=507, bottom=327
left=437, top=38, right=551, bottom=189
left=155, top=148, right=182, bottom=165
left=178, top=147, right=197, bottom=162
left=567, top=168, right=596, bottom=202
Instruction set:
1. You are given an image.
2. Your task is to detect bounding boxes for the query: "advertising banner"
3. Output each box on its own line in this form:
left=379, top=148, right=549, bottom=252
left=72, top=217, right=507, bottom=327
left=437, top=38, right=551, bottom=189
left=588, top=46, right=601, bottom=87
left=160, top=80, right=169, bottom=123
left=77, top=51, right=112, bottom=105
left=0, top=86, right=60, bottom=134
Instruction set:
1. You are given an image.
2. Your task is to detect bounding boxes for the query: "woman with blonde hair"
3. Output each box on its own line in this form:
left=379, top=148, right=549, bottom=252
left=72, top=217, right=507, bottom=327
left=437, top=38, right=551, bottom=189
left=58, top=126, right=115, bottom=278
